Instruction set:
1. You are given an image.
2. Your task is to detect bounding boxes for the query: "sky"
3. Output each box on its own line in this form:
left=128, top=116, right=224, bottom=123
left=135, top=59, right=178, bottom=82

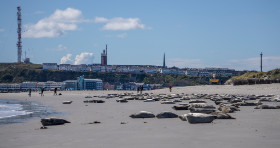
left=0, top=0, right=280, bottom=72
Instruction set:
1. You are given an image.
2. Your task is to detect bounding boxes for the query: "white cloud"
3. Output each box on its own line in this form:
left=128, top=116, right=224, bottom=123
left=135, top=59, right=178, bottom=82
left=94, top=17, right=108, bottom=23
left=60, top=54, right=73, bottom=64
left=95, top=17, right=146, bottom=31
left=60, top=52, right=94, bottom=65
left=23, top=8, right=89, bottom=38
left=0, top=28, right=4, bottom=32
left=167, top=58, right=203, bottom=68
left=74, top=52, right=94, bottom=65
left=228, top=56, right=280, bottom=71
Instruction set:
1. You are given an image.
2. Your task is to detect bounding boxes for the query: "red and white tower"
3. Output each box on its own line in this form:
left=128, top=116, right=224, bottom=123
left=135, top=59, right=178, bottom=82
left=101, top=44, right=107, bottom=66
left=17, top=6, right=22, bottom=63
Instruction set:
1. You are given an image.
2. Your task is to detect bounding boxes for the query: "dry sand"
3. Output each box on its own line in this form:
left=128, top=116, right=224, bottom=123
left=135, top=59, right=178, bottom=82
left=1, top=84, right=280, bottom=148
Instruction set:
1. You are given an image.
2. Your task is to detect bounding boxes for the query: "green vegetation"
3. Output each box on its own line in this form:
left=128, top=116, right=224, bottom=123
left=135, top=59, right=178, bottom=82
left=0, top=63, right=145, bottom=83
left=0, top=63, right=42, bottom=71
left=142, top=72, right=231, bottom=86
left=226, top=69, right=280, bottom=85
left=229, top=69, right=280, bottom=81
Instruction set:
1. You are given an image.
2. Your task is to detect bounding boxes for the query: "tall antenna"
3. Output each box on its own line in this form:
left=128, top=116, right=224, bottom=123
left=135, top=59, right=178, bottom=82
left=163, top=53, right=166, bottom=68
left=260, top=52, right=263, bottom=72
left=106, top=44, right=107, bottom=55
left=17, top=6, right=22, bottom=63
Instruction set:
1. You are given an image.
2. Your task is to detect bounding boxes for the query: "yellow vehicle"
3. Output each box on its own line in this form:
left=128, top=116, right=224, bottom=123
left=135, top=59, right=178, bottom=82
left=210, top=74, right=219, bottom=84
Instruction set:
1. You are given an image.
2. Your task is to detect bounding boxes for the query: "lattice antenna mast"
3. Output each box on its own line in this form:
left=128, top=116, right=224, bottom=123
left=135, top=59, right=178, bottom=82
left=17, top=6, right=22, bottom=63
left=260, top=52, right=263, bottom=72
left=163, top=53, right=166, bottom=68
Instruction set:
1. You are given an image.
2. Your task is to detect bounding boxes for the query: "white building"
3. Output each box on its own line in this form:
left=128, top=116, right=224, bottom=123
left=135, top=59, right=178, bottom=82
left=161, top=68, right=184, bottom=75
left=100, top=66, right=106, bottom=72
left=106, top=66, right=117, bottom=72
left=62, top=80, right=77, bottom=90
left=37, top=81, right=63, bottom=90
left=21, top=82, right=38, bottom=90
left=91, top=65, right=101, bottom=72
left=59, top=64, right=71, bottom=71
left=128, top=66, right=143, bottom=74
left=71, top=64, right=90, bottom=71
left=144, top=67, right=158, bottom=74
left=185, top=70, right=199, bottom=76
left=0, top=83, right=21, bottom=91
left=43, top=63, right=58, bottom=70
left=117, top=66, right=129, bottom=73
left=199, top=72, right=211, bottom=77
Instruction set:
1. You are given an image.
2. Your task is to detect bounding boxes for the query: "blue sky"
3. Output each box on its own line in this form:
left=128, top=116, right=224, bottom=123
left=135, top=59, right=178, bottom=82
left=0, top=0, right=279, bottom=71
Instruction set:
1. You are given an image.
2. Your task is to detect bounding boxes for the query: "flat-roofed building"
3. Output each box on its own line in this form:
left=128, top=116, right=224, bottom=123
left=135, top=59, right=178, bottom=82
left=41, top=81, right=63, bottom=91
left=59, top=64, right=71, bottom=71
left=62, top=80, right=77, bottom=90
left=21, top=82, right=38, bottom=90
left=84, top=79, right=103, bottom=90
left=0, top=83, right=21, bottom=91
left=43, top=63, right=58, bottom=70
left=77, top=76, right=103, bottom=90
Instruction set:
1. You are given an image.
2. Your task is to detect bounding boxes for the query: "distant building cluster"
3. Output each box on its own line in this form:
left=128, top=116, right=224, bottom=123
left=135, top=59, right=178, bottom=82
left=43, top=45, right=241, bottom=76
left=42, top=63, right=238, bottom=77
left=0, top=76, right=163, bottom=92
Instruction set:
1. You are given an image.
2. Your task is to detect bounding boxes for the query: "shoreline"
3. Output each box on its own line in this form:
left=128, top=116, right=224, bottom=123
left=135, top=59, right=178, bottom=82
left=0, top=99, right=59, bottom=125
left=1, top=84, right=280, bottom=148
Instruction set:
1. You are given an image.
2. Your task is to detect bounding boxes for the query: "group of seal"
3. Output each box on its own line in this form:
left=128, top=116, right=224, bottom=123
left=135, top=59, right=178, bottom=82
left=41, top=92, right=280, bottom=126
left=113, top=92, right=280, bottom=124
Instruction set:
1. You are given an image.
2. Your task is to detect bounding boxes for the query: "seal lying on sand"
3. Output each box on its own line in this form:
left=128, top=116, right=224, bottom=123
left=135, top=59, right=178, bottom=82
left=189, top=103, right=207, bottom=108
left=186, top=113, right=215, bottom=124
left=189, top=100, right=206, bottom=103
left=179, top=114, right=188, bottom=121
left=116, top=99, right=128, bottom=103
left=218, top=105, right=240, bottom=113
left=156, top=112, right=178, bottom=118
left=172, top=105, right=189, bottom=110
left=130, top=111, right=155, bottom=118
left=161, top=101, right=175, bottom=104
left=41, top=118, right=70, bottom=126
left=254, top=105, right=280, bottom=109
left=84, top=100, right=105, bottom=103
left=210, top=112, right=235, bottom=119
left=189, top=107, right=216, bottom=114
left=62, top=101, right=72, bottom=104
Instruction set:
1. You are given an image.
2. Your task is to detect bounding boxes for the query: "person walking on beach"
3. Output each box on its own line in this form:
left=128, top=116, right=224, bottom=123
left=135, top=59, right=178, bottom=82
left=169, top=85, right=172, bottom=92
left=54, top=87, right=57, bottom=95
left=41, top=88, right=44, bottom=96
left=28, top=88, right=31, bottom=97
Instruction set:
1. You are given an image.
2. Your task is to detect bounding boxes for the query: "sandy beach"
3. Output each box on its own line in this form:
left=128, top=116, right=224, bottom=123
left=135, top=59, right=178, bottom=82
left=1, top=84, right=280, bottom=148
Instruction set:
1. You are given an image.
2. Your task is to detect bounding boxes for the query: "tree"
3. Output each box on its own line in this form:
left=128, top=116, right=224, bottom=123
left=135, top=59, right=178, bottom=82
left=1, top=74, right=14, bottom=83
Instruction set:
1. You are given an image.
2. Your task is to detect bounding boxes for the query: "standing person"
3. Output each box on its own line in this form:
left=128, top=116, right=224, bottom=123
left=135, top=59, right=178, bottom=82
left=137, top=86, right=140, bottom=94
left=140, top=85, right=143, bottom=94
left=169, top=85, right=172, bottom=92
left=28, top=88, right=31, bottom=97
left=41, top=87, right=44, bottom=96
left=54, top=87, right=57, bottom=95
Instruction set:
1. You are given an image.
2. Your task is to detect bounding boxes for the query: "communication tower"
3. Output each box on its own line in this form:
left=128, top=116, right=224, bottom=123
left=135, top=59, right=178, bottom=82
left=17, top=6, right=22, bottom=63
left=260, top=52, right=263, bottom=72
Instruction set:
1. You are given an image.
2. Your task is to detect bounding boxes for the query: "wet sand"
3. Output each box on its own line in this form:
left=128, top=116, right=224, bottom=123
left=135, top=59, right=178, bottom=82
left=1, top=84, right=280, bottom=148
